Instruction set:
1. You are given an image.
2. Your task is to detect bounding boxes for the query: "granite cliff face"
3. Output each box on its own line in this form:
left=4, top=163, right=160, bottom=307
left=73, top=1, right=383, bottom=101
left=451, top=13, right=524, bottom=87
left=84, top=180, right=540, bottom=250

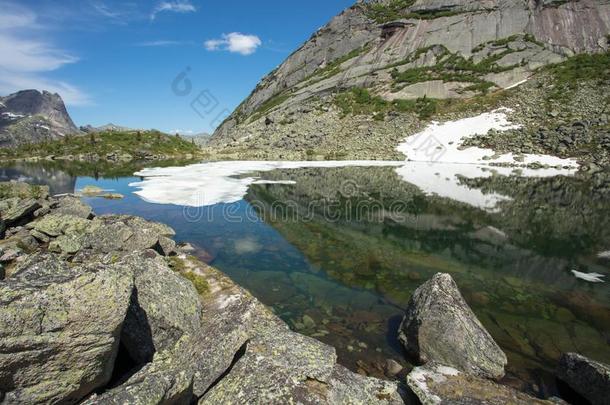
left=210, top=0, right=610, bottom=158
left=0, top=90, right=79, bottom=148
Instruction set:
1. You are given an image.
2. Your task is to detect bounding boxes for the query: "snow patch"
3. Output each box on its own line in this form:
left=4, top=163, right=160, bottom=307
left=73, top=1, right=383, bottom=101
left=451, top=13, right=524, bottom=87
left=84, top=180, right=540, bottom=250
left=505, top=79, right=528, bottom=90
left=1, top=112, right=26, bottom=120
left=396, top=108, right=579, bottom=169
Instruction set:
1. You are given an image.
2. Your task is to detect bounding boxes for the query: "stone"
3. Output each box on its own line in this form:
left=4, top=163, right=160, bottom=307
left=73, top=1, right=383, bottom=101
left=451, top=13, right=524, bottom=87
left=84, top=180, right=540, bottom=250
left=85, top=221, right=133, bottom=253
left=119, top=252, right=203, bottom=364
left=48, top=234, right=83, bottom=255
left=0, top=198, right=41, bottom=226
left=385, top=359, right=404, bottom=377
left=407, top=363, right=552, bottom=404
left=54, top=195, right=93, bottom=219
left=0, top=253, right=133, bottom=404
left=33, top=214, right=91, bottom=238
left=557, top=353, right=610, bottom=405
left=79, top=185, right=104, bottom=196
left=156, top=236, right=177, bottom=256
left=398, top=273, right=507, bottom=380
left=29, top=229, right=50, bottom=243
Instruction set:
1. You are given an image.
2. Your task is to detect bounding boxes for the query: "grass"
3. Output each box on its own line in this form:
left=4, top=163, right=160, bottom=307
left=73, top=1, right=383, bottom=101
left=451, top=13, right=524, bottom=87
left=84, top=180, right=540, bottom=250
left=305, top=46, right=369, bottom=83
left=248, top=93, right=291, bottom=123
left=363, top=0, right=462, bottom=23
left=364, top=0, right=416, bottom=23
left=544, top=52, right=610, bottom=85
left=182, top=272, right=210, bottom=295
left=0, top=130, right=200, bottom=160
left=543, top=52, right=610, bottom=101
left=389, top=44, right=521, bottom=93
left=168, top=256, right=210, bottom=295
left=334, top=87, right=438, bottom=120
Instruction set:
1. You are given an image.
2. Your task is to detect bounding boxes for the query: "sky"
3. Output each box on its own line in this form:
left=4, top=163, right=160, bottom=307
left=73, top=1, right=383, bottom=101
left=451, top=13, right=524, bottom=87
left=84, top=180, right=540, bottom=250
left=0, top=0, right=354, bottom=134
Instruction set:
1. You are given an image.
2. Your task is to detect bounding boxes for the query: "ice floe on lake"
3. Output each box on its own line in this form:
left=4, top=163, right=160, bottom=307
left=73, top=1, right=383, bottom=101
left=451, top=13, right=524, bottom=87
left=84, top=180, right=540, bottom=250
left=131, top=161, right=403, bottom=207
left=571, top=270, right=606, bottom=283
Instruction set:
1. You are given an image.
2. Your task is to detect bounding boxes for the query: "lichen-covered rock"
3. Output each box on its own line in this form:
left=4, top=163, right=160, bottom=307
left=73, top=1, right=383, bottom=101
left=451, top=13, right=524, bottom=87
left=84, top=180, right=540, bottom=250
left=406, top=363, right=552, bottom=405
left=398, top=273, right=507, bottom=380
left=119, top=251, right=203, bottom=364
left=0, top=198, right=41, bottom=226
left=53, top=195, right=93, bottom=218
left=557, top=353, right=610, bottom=405
left=156, top=236, right=177, bottom=256
left=32, top=213, right=92, bottom=237
left=0, top=253, right=133, bottom=404
left=0, top=181, right=49, bottom=200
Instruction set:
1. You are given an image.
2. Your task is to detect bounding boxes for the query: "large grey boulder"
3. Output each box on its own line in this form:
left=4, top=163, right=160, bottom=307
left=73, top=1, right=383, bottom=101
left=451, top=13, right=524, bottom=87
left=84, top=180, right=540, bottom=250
left=557, top=352, right=610, bottom=405
left=407, top=363, right=553, bottom=404
left=0, top=253, right=133, bottom=404
left=119, top=251, right=203, bottom=364
left=398, top=273, right=507, bottom=380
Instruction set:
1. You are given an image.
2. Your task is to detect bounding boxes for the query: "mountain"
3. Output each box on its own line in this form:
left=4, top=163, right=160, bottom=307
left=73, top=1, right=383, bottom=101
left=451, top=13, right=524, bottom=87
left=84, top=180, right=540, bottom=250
left=211, top=0, right=610, bottom=161
left=187, top=132, right=212, bottom=146
left=0, top=90, right=79, bottom=148
left=80, top=123, right=138, bottom=133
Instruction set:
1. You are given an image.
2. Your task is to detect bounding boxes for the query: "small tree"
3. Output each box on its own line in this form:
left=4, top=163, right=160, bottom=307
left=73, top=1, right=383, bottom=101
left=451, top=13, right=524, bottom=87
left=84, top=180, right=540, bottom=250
left=136, top=131, right=142, bottom=142
left=89, top=133, right=95, bottom=145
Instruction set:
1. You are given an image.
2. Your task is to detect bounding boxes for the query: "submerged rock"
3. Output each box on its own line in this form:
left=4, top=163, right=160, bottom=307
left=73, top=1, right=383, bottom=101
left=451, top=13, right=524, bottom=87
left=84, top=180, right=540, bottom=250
left=406, top=363, right=552, bottom=404
left=557, top=353, right=610, bottom=405
left=398, top=273, right=507, bottom=380
left=0, top=253, right=133, bottom=404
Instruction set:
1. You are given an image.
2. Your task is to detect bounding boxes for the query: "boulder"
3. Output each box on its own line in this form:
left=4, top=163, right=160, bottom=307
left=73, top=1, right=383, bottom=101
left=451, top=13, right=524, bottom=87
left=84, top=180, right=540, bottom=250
left=0, top=253, right=133, bottom=404
left=0, top=198, right=41, bottom=226
left=119, top=251, right=203, bottom=364
left=407, top=363, right=552, bottom=405
left=53, top=195, right=93, bottom=219
left=557, top=353, right=610, bottom=405
left=33, top=214, right=92, bottom=238
left=398, top=273, right=507, bottom=380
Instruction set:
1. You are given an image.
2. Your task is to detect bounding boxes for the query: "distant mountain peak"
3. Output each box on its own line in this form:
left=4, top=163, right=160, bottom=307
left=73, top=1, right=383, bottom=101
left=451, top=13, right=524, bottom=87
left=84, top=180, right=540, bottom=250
left=0, top=89, right=79, bottom=148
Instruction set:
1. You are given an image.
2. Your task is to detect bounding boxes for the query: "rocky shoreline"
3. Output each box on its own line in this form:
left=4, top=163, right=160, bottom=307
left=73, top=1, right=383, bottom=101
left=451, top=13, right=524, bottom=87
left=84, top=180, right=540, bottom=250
left=0, top=181, right=608, bottom=404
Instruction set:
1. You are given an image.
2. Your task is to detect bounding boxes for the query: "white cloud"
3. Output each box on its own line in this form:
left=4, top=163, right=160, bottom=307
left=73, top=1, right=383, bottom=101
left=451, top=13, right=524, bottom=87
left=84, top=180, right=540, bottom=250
left=151, top=1, right=196, bottom=21
left=0, top=35, right=78, bottom=72
left=204, top=33, right=262, bottom=56
left=0, top=1, right=89, bottom=106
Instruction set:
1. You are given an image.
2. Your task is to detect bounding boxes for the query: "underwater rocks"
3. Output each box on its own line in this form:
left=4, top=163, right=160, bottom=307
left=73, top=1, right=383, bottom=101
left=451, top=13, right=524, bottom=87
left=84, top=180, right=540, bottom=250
left=557, top=353, right=610, bottom=405
left=407, top=363, right=553, bottom=405
left=398, top=273, right=507, bottom=380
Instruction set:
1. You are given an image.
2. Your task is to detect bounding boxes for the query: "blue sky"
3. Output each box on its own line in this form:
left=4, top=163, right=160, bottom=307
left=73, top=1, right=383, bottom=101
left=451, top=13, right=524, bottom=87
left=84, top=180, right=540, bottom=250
left=0, top=0, right=354, bottom=134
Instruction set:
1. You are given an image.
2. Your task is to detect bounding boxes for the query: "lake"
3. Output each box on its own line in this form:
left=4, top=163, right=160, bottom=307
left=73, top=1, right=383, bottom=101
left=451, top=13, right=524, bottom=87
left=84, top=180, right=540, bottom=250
left=2, top=159, right=609, bottom=398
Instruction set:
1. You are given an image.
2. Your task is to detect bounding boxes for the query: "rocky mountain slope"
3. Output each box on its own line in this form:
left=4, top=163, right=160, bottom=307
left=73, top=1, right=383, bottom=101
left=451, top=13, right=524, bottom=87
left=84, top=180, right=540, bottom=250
left=210, top=0, right=610, bottom=160
left=0, top=90, right=79, bottom=148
